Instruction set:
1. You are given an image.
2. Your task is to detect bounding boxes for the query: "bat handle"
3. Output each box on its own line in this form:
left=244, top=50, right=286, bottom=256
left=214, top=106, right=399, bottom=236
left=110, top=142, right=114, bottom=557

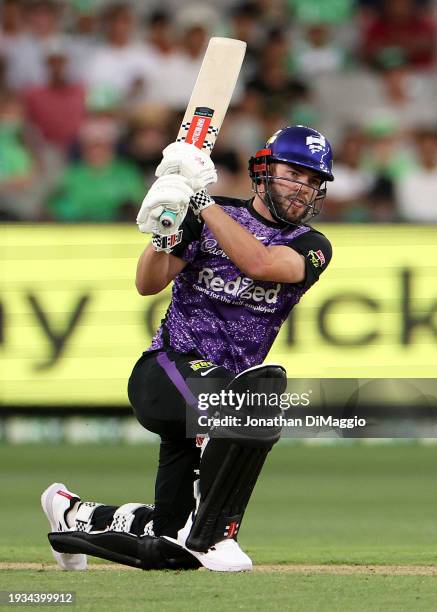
left=159, top=209, right=177, bottom=229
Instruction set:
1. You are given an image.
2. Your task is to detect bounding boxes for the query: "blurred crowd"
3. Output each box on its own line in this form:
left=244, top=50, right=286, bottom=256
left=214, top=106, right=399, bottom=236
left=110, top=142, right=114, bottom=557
left=0, top=0, right=436, bottom=223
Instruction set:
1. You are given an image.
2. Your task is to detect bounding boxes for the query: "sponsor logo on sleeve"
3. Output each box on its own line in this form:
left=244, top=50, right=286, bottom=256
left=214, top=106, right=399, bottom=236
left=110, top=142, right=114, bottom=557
left=308, top=249, right=326, bottom=268
left=189, top=359, right=215, bottom=371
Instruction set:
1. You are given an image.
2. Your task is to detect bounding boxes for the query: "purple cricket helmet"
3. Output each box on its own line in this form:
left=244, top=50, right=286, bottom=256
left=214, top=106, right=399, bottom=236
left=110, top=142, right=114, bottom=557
left=249, top=125, right=334, bottom=225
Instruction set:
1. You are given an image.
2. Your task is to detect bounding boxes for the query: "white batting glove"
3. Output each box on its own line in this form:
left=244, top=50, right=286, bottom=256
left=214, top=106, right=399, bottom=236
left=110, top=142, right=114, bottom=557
left=136, top=175, right=194, bottom=236
left=155, top=142, right=218, bottom=192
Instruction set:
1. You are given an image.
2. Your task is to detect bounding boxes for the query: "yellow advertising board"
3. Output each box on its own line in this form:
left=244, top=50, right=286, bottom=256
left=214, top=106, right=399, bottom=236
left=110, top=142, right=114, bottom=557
left=1, top=224, right=436, bottom=406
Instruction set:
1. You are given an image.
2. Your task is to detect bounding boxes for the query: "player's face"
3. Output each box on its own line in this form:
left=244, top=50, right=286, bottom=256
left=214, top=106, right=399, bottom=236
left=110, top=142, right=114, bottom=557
left=268, top=163, right=323, bottom=223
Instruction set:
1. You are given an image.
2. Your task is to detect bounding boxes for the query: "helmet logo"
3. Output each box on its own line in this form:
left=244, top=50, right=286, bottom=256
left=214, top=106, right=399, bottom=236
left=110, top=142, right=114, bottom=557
left=266, top=130, right=281, bottom=145
left=306, top=134, right=326, bottom=154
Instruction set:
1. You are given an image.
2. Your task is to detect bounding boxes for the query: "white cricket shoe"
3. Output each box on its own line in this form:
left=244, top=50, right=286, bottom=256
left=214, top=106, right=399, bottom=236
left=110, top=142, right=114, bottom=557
left=165, top=512, right=252, bottom=572
left=41, top=482, right=87, bottom=571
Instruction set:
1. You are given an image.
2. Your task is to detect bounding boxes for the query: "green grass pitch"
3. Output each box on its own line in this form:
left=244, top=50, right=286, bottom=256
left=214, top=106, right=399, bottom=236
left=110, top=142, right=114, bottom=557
left=1, top=442, right=437, bottom=611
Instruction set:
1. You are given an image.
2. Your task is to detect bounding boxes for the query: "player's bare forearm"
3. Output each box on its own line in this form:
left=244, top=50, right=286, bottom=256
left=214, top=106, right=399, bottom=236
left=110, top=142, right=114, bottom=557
left=135, top=244, right=186, bottom=295
left=200, top=204, right=270, bottom=274
left=200, top=204, right=305, bottom=283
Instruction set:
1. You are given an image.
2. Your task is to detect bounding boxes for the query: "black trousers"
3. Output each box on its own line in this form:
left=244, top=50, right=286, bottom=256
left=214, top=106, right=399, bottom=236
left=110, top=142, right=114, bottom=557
left=126, top=348, right=233, bottom=538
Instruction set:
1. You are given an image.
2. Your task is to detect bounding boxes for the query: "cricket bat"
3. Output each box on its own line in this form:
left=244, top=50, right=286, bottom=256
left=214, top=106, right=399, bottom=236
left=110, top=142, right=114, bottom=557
left=159, top=37, right=247, bottom=229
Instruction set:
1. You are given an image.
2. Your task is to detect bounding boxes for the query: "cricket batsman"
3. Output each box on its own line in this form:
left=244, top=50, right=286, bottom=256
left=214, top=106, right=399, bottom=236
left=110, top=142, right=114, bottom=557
left=41, top=125, right=334, bottom=572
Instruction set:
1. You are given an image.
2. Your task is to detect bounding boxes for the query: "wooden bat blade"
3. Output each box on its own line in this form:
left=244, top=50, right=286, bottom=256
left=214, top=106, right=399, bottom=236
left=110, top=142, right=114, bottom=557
left=158, top=37, right=246, bottom=233
left=176, top=37, right=247, bottom=153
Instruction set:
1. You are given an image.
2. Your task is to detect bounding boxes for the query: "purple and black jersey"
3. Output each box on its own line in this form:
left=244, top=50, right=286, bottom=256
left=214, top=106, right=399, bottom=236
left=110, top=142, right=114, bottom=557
left=148, top=197, right=332, bottom=374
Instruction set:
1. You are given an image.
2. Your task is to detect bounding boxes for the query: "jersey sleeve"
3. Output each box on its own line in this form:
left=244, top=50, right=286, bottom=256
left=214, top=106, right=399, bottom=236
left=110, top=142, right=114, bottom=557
left=286, top=231, right=332, bottom=290
left=170, top=207, right=204, bottom=262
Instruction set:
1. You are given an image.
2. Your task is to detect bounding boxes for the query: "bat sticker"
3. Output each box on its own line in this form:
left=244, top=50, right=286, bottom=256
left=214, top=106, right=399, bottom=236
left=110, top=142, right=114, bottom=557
left=184, top=107, right=215, bottom=148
